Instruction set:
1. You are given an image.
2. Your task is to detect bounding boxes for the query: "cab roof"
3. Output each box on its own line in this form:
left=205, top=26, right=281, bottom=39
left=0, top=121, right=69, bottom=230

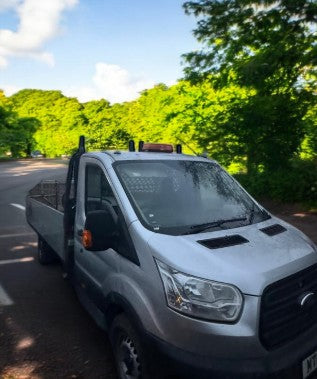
left=84, top=151, right=214, bottom=163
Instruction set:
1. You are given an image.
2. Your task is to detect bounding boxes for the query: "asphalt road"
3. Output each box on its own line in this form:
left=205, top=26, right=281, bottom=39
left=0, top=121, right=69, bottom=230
left=0, top=160, right=117, bottom=378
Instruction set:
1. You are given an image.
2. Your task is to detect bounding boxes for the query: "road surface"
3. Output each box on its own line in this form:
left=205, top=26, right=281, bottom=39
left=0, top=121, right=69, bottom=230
left=0, top=160, right=117, bottom=378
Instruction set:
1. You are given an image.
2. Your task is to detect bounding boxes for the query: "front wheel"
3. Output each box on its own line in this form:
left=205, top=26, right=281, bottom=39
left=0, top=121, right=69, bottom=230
left=110, top=314, right=149, bottom=379
left=37, top=236, right=56, bottom=265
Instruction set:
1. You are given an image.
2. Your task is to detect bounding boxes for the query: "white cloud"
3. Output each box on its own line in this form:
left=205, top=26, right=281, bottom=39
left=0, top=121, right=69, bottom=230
left=0, top=55, right=8, bottom=68
left=2, top=63, right=156, bottom=103
left=0, top=0, right=77, bottom=67
left=0, top=0, right=21, bottom=12
left=63, top=63, right=155, bottom=104
left=1, top=84, right=21, bottom=95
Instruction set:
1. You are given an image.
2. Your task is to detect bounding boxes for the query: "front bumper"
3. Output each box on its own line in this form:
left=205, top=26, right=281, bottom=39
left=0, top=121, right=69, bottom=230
left=143, top=323, right=317, bottom=379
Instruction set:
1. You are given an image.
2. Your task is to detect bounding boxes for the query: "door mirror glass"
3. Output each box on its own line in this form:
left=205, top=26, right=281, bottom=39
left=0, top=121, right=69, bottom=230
left=84, top=210, right=116, bottom=251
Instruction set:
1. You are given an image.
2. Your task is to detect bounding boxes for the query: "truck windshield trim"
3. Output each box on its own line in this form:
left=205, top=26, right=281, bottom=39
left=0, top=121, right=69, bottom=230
left=113, top=160, right=268, bottom=236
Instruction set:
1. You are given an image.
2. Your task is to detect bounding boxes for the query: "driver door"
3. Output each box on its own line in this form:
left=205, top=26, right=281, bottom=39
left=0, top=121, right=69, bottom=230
left=74, top=160, right=119, bottom=306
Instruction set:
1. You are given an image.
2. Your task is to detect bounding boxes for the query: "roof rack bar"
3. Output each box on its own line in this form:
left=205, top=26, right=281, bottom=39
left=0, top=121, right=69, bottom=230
left=78, top=135, right=86, bottom=154
left=128, top=140, right=135, bottom=152
left=138, top=141, right=144, bottom=152
left=176, top=144, right=182, bottom=154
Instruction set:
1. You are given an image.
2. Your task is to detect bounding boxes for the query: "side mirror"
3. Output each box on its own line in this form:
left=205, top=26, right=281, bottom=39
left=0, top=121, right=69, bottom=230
left=83, top=210, right=117, bottom=251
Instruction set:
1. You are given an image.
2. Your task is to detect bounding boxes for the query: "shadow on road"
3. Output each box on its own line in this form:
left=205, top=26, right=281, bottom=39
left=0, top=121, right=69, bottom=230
left=0, top=236, right=117, bottom=378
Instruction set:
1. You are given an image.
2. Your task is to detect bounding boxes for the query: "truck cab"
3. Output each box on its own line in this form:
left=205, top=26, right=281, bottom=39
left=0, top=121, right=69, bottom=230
left=27, top=138, right=317, bottom=379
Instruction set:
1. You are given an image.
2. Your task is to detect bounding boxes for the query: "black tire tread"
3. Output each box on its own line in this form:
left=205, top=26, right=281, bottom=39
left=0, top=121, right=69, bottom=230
left=38, top=236, right=57, bottom=265
left=110, top=313, right=150, bottom=379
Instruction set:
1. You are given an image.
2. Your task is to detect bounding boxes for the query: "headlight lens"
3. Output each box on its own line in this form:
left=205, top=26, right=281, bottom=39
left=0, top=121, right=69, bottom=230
left=156, top=260, right=243, bottom=322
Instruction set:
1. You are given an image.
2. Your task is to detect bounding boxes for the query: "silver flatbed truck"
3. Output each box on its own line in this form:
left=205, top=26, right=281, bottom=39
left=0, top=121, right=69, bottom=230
left=26, top=137, right=317, bottom=379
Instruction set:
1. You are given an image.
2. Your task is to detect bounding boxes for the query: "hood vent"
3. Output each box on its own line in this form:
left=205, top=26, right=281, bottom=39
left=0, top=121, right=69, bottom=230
left=198, top=235, right=249, bottom=250
left=260, top=224, right=286, bottom=236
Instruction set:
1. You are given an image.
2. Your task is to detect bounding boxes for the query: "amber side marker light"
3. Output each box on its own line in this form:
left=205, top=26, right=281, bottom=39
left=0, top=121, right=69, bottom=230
left=82, top=229, right=92, bottom=249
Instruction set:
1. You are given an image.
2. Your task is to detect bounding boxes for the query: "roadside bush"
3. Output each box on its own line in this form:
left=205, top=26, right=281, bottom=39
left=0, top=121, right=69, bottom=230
left=234, top=159, right=317, bottom=205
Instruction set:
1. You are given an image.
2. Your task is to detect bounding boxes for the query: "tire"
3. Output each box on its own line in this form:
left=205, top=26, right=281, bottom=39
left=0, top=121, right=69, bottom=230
left=110, top=314, right=150, bottom=379
left=37, top=236, right=56, bottom=265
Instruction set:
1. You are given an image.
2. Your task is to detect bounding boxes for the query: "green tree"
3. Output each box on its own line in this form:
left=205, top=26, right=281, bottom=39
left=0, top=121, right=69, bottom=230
left=0, top=91, right=39, bottom=157
left=164, top=80, right=254, bottom=162
left=0, top=104, right=15, bottom=155
left=183, top=0, right=317, bottom=172
left=83, top=100, right=132, bottom=150
left=10, top=90, right=87, bottom=157
left=9, top=117, right=40, bottom=157
left=130, top=84, right=170, bottom=140
left=183, top=0, right=317, bottom=89
left=301, top=104, right=317, bottom=158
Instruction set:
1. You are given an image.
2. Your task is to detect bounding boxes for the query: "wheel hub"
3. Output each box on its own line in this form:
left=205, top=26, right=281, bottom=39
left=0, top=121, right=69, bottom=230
left=118, top=336, right=141, bottom=379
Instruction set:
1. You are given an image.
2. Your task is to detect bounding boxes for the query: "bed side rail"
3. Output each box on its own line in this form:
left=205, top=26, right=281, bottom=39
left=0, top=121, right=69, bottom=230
left=27, top=180, right=66, bottom=212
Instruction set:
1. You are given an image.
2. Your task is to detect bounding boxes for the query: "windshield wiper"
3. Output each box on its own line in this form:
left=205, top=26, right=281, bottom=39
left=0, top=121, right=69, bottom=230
left=249, top=204, right=271, bottom=224
left=249, top=204, right=256, bottom=224
left=184, top=217, right=248, bottom=235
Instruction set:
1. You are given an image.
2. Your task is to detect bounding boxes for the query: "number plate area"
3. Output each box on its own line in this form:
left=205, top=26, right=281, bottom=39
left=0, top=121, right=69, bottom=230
left=303, top=351, right=317, bottom=379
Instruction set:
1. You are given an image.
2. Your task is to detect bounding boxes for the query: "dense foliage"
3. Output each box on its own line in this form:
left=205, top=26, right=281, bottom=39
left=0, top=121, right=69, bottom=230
left=0, top=91, right=40, bottom=157
left=235, top=159, right=317, bottom=202
left=183, top=0, right=317, bottom=173
left=0, top=0, right=316, bottom=204
left=0, top=82, right=315, bottom=203
left=183, top=0, right=317, bottom=87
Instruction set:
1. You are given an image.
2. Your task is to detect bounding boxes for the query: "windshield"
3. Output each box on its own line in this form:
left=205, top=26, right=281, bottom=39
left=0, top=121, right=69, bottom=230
left=115, top=160, right=269, bottom=235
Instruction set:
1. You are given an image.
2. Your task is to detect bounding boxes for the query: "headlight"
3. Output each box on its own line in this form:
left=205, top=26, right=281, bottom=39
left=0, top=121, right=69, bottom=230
left=156, top=260, right=243, bottom=322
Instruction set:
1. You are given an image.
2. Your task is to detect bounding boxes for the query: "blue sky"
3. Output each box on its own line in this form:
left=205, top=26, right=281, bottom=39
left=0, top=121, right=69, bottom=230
left=0, top=0, right=199, bottom=103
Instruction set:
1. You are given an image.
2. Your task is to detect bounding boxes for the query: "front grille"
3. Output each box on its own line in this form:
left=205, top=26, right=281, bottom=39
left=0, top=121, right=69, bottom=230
left=260, top=264, right=317, bottom=350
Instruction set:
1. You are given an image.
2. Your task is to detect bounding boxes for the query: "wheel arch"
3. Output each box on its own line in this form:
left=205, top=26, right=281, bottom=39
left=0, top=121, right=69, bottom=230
left=104, top=293, right=145, bottom=333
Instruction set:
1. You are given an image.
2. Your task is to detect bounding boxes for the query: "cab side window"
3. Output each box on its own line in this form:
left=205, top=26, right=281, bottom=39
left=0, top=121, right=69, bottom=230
left=85, top=165, right=116, bottom=213
left=85, top=164, right=139, bottom=265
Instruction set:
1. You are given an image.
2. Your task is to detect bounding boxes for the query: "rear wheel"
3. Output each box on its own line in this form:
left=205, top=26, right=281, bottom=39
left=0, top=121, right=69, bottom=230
left=37, top=236, right=56, bottom=265
left=110, top=314, right=149, bottom=379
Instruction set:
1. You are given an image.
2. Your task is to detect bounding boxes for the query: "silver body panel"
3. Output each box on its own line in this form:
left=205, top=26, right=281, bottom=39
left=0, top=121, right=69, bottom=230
left=26, top=150, right=317, bottom=368
left=148, top=218, right=317, bottom=296
left=27, top=197, right=65, bottom=260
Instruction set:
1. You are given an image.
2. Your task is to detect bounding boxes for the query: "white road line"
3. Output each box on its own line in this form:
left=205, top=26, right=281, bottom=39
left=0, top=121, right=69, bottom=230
left=12, top=173, right=29, bottom=177
left=0, top=232, right=35, bottom=239
left=0, top=284, right=14, bottom=305
left=10, top=203, right=26, bottom=211
left=0, top=257, right=34, bottom=265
